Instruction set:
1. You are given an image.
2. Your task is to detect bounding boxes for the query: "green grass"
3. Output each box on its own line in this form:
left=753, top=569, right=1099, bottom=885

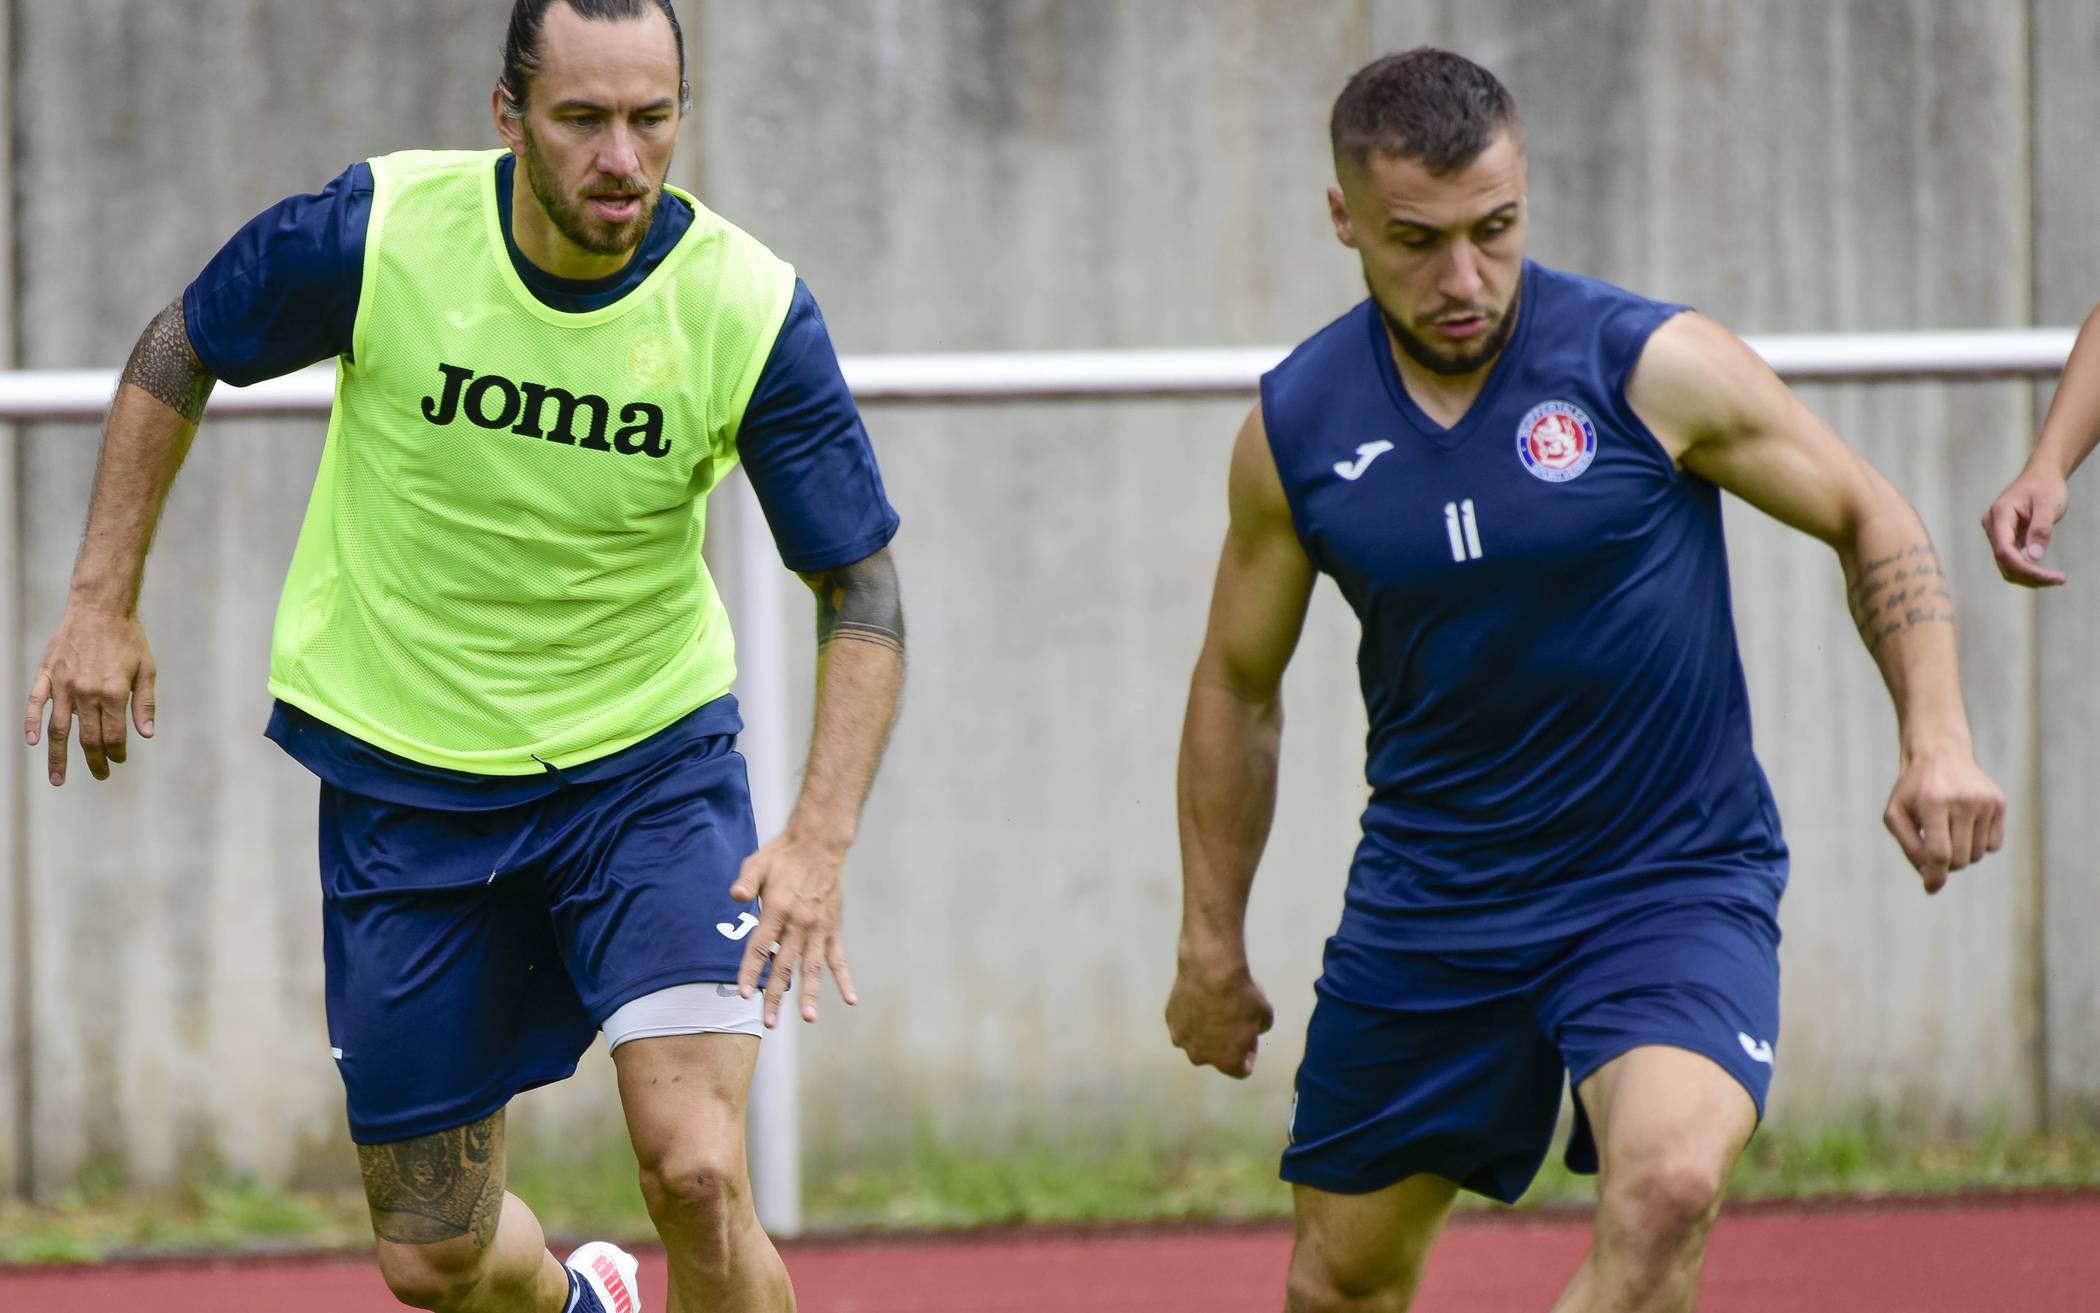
left=5, top=1125, right=2098, bottom=1263
left=1726, top=1121, right=2100, bottom=1199
left=0, top=1169, right=372, bottom=1265
left=807, top=1130, right=1291, bottom=1229
left=807, top=1121, right=2100, bottom=1228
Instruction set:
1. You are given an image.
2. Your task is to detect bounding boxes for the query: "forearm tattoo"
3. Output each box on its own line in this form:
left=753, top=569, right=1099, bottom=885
left=120, top=298, right=216, bottom=424
left=355, top=1114, right=503, bottom=1247
left=809, top=549, right=905, bottom=654
left=1848, top=543, right=1955, bottom=654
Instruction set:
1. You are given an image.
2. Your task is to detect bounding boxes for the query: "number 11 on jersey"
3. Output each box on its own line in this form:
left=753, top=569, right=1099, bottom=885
left=1444, top=499, right=1483, bottom=562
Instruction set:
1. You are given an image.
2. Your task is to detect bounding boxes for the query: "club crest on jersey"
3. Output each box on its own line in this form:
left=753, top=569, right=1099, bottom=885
left=1516, top=400, right=1597, bottom=483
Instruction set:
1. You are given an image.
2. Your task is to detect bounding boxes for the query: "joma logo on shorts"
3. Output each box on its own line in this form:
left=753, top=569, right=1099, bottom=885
left=421, top=363, right=671, bottom=459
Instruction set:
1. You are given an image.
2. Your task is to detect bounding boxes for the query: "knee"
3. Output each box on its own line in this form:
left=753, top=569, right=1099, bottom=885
left=1602, top=1150, right=1730, bottom=1257
left=375, top=1236, right=494, bottom=1312
left=636, top=1140, right=749, bottom=1229
left=1285, top=1244, right=1423, bottom=1313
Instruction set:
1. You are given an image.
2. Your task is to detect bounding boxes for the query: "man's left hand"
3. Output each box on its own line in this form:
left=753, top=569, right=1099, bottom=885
left=1981, top=469, right=2070, bottom=587
left=1883, top=750, right=2007, bottom=893
left=732, top=832, right=859, bottom=1027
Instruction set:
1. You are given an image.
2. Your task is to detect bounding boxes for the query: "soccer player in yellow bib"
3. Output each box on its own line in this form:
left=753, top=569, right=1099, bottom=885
left=23, top=3, right=903, bottom=1312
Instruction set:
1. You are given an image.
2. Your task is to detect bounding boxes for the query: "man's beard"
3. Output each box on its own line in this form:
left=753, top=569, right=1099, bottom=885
left=518, top=126, right=662, bottom=259
left=1371, top=279, right=1521, bottom=378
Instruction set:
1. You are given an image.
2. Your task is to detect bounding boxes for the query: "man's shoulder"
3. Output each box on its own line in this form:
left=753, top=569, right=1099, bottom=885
left=366, top=148, right=505, bottom=196
left=668, top=188, right=790, bottom=273
left=662, top=189, right=797, bottom=336
left=1281, top=298, right=1377, bottom=366
left=1523, top=260, right=1691, bottom=369
left=1266, top=300, right=1376, bottom=395
left=1261, top=299, right=1377, bottom=436
left=1527, top=260, right=1683, bottom=321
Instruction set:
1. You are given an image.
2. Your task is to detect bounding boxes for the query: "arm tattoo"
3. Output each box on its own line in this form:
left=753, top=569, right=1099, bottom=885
left=1847, top=542, right=1956, bottom=655
left=807, top=549, right=905, bottom=654
left=120, top=299, right=216, bottom=424
left=355, top=1114, right=503, bottom=1247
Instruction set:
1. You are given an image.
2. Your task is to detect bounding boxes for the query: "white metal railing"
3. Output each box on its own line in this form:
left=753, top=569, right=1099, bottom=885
left=0, top=327, right=2080, bottom=423
left=0, top=327, right=2079, bottom=1235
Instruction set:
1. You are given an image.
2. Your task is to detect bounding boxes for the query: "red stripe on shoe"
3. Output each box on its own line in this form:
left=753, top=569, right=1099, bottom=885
left=590, top=1253, right=635, bottom=1313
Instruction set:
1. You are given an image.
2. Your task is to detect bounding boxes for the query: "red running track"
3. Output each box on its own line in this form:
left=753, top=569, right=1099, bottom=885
left=3, top=1196, right=2095, bottom=1312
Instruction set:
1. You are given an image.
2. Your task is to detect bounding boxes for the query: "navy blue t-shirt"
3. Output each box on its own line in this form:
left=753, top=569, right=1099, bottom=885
left=187, top=155, right=899, bottom=806
left=1260, top=261, right=1788, bottom=953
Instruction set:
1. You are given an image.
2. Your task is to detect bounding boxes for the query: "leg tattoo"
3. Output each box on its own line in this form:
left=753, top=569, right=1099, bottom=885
left=358, top=1114, right=505, bottom=1247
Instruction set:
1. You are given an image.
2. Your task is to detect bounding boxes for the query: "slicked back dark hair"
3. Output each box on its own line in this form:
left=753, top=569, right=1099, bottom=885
left=1330, top=48, right=1520, bottom=177
left=499, top=0, right=691, bottom=116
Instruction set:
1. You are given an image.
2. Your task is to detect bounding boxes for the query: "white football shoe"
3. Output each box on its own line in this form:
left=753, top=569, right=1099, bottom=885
left=566, top=1240, right=642, bottom=1313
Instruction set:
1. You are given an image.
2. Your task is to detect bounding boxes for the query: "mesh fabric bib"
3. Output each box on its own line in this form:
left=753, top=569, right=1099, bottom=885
left=268, top=149, right=794, bottom=773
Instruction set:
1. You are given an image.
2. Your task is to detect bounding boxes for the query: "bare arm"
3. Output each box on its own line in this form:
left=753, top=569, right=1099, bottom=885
left=1629, top=312, right=2004, bottom=890
left=733, top=546, right=905, bottom=1027
left=791, top=548, right=906, bottom=842
left=25, top=298, right=217, bottom=784
left=1981, top=300, right=2100, bottom=585
left=1166, top=403, right=1316, bottom=1077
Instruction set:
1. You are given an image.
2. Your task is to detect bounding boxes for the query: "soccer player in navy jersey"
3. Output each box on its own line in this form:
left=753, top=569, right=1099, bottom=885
left=1167, top=49, right=2004, bottom=1312
left=25, top=3, right=901, bottom=1312
left=1982, top=300, right=2100, bottom=584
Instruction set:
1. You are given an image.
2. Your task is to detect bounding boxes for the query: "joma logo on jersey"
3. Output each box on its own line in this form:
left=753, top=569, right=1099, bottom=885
left=421, top=363, right=671, bottom=459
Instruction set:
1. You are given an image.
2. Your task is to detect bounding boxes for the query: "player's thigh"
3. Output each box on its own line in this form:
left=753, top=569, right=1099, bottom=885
left=321, top=789, right=598, bottom=1147
left=1289, top=1174, right=1458, bottom=1309
left=540, top=734, right=761, bottom=1021
left=1546, top=897, right=1779, bottom=1178
left=613, top=1032, right=761, bottom=1195
left=359, top=1111, right=508, bottom=1286
left=1286, top=938, right=1565, bottom=1206
left=1576, top=1045, right=1755, bottom=1218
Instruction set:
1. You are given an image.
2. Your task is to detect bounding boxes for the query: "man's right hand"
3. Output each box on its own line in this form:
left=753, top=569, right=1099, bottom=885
left=1982, top=468, right=2070, bottom=587
left=1165, top=951, right=1274, bottom=1079
left=25, top=605, right=157, bottom=785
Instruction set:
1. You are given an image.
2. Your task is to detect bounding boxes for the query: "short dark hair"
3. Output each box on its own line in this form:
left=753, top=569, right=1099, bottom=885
left=1330, top=48, right=1520, bottom=176
left=499, top=0, right=691, bottom=116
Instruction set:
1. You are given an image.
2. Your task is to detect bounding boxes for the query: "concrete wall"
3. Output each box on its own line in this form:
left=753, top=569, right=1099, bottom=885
left=1, top=0, right=2092, bottom=1198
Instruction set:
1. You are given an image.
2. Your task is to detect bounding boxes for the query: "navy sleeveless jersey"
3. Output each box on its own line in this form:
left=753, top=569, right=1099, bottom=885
left=1262, top=261, right=1787, bottom=951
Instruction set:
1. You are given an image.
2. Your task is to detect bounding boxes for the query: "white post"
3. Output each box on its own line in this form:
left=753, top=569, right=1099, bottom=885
left=729, top=472, right=802, bottom=1237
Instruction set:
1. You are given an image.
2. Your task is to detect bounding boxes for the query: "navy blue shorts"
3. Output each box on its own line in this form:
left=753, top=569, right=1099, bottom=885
left=1281, top=897, right=1780, bottom=1204
left=319, top=732, right=761, bottom=1144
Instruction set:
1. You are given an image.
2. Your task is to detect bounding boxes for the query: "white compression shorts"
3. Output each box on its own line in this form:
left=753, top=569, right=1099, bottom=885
left=602, top=981, right=764, bottom=1051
